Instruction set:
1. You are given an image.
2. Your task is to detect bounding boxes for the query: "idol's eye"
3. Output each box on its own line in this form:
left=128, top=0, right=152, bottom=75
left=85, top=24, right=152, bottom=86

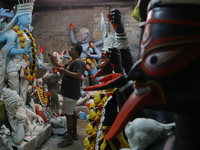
left=144, top=51, right=179, bottom=67
left=145, top=53, right=166, bottom=67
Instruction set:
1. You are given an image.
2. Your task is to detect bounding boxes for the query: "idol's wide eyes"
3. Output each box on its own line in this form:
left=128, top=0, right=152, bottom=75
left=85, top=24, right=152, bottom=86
left=143, top=50, right=181, bottom=70
left=144, top=51, right=172, bottom=67
left=141, top=50, right=181, bottom=76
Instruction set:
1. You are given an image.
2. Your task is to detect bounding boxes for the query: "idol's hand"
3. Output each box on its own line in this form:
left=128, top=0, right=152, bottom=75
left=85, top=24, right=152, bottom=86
left=37, top=58, right=43, bottom=68
left=37, top=116, right=44, bottom=125
left=69, top=22, right=73, bottom=31
left=24, top=40, right=31, bottom=53
left=107, top=9, right=124, bottom=33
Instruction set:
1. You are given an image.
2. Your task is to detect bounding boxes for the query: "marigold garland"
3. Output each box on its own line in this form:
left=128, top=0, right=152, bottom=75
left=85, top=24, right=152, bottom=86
left=84, top=88, right=116, bottom=150
left=37, top=87, right=48, bottom=106
left=13, top=25, right=38, bottom=82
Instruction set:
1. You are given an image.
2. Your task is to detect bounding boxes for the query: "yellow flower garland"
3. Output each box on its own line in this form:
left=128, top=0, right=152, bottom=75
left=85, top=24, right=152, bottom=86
left=37, top=87, right=48, bottom=106
left=13, top=25, right=38, bottom=82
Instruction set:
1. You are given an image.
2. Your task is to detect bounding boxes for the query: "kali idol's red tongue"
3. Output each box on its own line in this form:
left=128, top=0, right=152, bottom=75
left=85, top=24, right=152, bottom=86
left=106, top=84, right=165, bottom=141
left=105, top=91, right=152, bottom=140
left=91, top=69, right=103, bottom=81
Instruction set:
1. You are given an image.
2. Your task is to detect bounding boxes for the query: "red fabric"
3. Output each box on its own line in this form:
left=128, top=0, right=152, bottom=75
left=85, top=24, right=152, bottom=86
left=105, top=93, right=112, bottom=98
left=97, top=105, right=103, bottom=110
left=35, top=106, right=48, bottom=123
left=92, top=133, right=97, bottom=138
left=96, top=117, right=100, bottom=123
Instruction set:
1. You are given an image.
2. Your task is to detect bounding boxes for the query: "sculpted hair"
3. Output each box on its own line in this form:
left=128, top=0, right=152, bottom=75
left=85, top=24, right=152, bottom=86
left=72, top=43, right=83, bottom=56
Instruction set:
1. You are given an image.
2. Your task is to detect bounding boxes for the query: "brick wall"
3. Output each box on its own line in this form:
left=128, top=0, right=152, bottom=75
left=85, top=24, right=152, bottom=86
left=34, top=0, right=134, bottom=7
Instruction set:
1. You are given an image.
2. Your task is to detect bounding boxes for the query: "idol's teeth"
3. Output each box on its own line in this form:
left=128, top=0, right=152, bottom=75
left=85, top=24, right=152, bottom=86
left=134, top=88, right=138, bottom=94
left=135, top=86, right=151, bottom=95
left=138, top=88, right=142, bottom=95
left=141, top=87, right=145, bottom=93
left=146, top=86, right=151, bottom=92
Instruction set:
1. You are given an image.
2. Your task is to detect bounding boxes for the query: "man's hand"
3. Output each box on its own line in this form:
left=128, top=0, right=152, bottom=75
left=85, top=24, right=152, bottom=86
left=55, top=66, right=64, bottom=73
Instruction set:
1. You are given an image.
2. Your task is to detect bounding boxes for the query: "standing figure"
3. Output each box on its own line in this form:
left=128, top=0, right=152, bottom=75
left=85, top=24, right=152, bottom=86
left=48, top=43, right=84, bottom=148
left=0, top=0, right=42, bottom=103
left=65, top=22, right=103, bottom=85
left=3, top=87, right=44, bottom=145
left=42, top=52, right=61, bottom=117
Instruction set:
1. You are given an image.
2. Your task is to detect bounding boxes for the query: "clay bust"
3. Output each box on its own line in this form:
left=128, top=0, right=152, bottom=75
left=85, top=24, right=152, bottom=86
left=3, top=87, right=44, bottom=145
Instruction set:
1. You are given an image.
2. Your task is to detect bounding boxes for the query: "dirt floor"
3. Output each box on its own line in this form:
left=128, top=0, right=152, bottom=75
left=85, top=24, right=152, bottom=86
left=39, top=118, right=88, bottom=150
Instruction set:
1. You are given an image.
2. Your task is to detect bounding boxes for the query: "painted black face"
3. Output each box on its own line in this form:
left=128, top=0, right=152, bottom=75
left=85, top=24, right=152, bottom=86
left=128, top=6, right=200, bottom=113
left=128, top=50, right=200, bottom=113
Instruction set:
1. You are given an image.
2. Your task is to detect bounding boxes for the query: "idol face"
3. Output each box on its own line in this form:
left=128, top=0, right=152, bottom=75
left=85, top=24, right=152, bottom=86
left=128, top=19, right=200, bottom=113
left=19, top=14, right=32, bottom=27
